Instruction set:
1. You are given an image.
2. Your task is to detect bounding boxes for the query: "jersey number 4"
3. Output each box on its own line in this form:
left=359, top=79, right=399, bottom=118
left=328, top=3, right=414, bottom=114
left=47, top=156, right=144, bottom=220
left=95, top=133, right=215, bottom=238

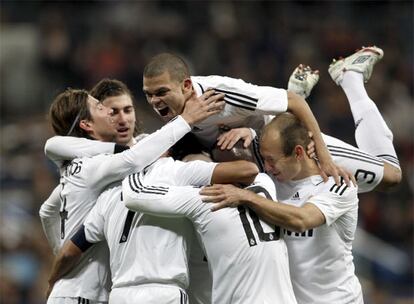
left=238, top=185, right=280, bottom=247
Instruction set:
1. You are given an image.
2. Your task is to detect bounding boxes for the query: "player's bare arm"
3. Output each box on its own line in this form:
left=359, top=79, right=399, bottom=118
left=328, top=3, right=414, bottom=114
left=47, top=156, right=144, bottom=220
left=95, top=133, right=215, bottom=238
left=200, top=184, right=325, bottom=232
left=46, top=240, right=83, bottom=299
left=210, top=160, right=259, bottom=186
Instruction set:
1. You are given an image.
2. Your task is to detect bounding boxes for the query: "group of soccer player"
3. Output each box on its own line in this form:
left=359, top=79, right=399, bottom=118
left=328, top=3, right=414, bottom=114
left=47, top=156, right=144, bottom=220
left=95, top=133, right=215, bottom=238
left=40, top=46, right=401, bottom=303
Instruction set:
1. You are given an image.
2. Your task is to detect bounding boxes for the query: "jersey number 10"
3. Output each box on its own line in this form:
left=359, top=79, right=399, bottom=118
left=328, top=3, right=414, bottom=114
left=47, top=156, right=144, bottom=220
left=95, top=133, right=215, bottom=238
left=238, top=185, right=280, bottom=247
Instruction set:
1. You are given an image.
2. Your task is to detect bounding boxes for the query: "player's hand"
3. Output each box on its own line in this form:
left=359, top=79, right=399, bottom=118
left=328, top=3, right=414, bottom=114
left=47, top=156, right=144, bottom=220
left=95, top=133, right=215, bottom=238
left=217, top=128, right=254, bottom=150
left=318, top=159, right=355, bottom=187
left=200, top=184, right=246, bottom=211
left=181, top=89, right=225, bottom=126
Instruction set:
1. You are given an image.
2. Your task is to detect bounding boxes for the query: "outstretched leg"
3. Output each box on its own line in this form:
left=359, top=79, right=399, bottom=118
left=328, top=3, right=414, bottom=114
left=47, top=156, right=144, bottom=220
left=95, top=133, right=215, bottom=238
left=329, top=46, right=401, bottom=190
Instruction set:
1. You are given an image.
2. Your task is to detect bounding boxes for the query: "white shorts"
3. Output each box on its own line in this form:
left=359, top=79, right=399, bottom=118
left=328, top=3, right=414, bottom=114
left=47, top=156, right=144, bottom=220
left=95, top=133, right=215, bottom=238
left=47, top=297, right=107, bottom=304
left=109, top=285, right=188, bottom=304
left=323, top=133, right=384, bottom=193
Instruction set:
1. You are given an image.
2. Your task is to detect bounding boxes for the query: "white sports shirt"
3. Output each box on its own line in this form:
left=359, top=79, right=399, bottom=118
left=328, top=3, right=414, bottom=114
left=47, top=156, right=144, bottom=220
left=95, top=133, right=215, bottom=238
left=123, top=166, right=298, bottom=304
left=190, top=75, right=287, bottom=149
left=44, top=116, right=192, bottom=301
left=82, top=158, right=216, bottom=295
left=191, top=75, right=384, bottom=192
left=322, top=134, right=384, bottom=193
left=275, top=176, right=363, bottom=304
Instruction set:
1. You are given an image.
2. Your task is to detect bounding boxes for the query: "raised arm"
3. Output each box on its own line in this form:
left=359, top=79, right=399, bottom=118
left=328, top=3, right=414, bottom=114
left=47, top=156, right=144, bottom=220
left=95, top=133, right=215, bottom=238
left=88, top=115, right=192, bottom=190
left=198, top=76, right=351, bottom=184
left=45, top=136, right=117, bottom=167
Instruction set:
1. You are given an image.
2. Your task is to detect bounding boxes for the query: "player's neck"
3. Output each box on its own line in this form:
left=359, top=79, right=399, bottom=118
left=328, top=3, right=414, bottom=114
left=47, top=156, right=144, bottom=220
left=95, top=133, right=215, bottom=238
left=182, top=87, right=197, bottom=105
left=126, top=137, right=136, bottom=147
left=293, top=158, right=321, bottom=180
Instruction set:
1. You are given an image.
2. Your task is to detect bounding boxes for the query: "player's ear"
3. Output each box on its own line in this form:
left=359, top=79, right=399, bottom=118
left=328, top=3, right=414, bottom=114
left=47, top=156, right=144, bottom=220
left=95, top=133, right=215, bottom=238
left=182, top=78, right=193, bottom=93
left=79, top=120, right=92, bottom=133
left=294, top=145, right=305, bottom=160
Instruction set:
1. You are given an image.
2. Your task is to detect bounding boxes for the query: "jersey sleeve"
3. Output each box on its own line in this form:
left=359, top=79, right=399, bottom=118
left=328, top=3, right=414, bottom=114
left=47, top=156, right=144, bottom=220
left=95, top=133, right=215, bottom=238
left=307, top=182, right=359, bottom=226
left=45, top=136, right=116, bottom=167
left=122, top=175, right=201, bottom=219
left=172, top=160, right=217, bottom=187
left=83, top=116, right=192, bottom=191
left=192, top=75, right=288, bottom=116
left=39, top=184, right=62, bottom=255
left=83, top=202, right=106, bottom=243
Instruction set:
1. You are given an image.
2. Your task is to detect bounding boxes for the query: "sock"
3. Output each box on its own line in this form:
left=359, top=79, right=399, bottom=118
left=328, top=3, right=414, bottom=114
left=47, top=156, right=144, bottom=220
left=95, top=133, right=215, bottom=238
left=340, top=71, right=400, bottom=169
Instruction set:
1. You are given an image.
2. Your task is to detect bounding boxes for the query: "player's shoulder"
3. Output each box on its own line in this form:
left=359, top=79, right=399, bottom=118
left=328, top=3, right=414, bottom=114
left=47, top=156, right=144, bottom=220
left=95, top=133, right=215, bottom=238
left=191, top=75, right=243, bottom=87
left=150, top=157, right=178, bottom=171
left=137, top=157, right=180, bottom=184
left=246, top=173, right=277, bottom=200
left=191, top=75, right=222, bottom=82
left=72, top=152, right=113, bottom=164
left=319, top=177, right=358, bottom=199
left=96, top=182, right=122, bottom=210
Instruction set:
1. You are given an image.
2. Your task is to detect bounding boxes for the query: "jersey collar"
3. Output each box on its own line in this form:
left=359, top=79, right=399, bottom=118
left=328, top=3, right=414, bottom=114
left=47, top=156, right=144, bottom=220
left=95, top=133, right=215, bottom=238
left=191, top=78, right=203, bottom=97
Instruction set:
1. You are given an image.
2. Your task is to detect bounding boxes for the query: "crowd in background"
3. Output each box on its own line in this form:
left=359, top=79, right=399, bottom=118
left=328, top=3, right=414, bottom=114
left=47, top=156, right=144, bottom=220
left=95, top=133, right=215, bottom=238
left=0, top=1, right=412, bottom=303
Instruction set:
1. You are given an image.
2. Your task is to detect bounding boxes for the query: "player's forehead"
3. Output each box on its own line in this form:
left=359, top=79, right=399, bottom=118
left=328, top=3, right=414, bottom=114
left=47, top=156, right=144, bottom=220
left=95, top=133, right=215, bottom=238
left=260, top=131, right=284, bottom=159
left=87, top=95, right=100, bottom=104
left=143, top=71, right=176, bottom=92
left=101, top=94, right=133, bottom=109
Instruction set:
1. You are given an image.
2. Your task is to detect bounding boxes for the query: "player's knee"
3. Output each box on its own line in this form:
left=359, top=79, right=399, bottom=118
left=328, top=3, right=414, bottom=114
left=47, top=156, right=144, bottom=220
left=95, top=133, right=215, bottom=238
left=378, top=163, right=402, bottom=191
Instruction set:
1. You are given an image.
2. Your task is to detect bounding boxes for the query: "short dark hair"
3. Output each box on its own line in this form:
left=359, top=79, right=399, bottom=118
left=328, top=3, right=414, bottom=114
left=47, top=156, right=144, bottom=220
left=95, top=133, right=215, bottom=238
left=168, top=133, right=205, bottom=161
left=90, top=78, right=142, bottom=136
left=48, top=88, right=91, bottom=137
left=143, top=53, right=190, bottom=83
left=90, top=78, right=133, bottom=102
left=262, top=113, right=311, bottom=156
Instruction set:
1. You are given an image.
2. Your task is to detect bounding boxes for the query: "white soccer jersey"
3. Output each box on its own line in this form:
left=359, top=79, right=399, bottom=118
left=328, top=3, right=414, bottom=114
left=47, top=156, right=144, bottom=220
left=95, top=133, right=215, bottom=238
left=82, top=158, right=216, bottom=301
left=191, top=75, right=287, bottom=148
left=323, top=134, right=384, bottom=193
left=275, top=176, right=363, bottom=304
left=84, top=184, right=192, bottom=290
left=46, top=116, right=192, bottom=301
left=187, top=232, right=212, bottom=304
left=123, top=168, right=297, bottom=304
